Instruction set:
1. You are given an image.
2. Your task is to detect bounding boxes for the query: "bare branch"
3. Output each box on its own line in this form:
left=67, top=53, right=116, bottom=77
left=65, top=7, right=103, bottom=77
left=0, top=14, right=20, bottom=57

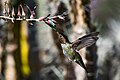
left=0, top=16, right=40, bottom=22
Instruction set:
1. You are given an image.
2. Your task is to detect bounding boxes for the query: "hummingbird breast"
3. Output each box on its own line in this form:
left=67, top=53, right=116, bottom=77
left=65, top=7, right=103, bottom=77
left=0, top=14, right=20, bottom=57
left=61, top=43, right=75, bottom=60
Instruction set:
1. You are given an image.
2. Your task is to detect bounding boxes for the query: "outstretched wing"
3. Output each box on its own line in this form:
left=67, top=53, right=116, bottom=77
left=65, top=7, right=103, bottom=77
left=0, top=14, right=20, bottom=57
left=72, top=32, right=99, bottom=51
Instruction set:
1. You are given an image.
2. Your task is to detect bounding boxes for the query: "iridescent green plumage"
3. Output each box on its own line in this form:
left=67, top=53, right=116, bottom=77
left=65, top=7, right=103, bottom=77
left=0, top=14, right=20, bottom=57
left=58, top=32, right=99, bottom=73
left=61, top=43, right=88, bottom=73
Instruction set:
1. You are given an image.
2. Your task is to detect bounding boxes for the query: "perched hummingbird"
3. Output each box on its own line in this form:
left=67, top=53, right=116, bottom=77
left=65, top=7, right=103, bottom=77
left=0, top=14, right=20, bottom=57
left=57, top=32, right=99, bottom=73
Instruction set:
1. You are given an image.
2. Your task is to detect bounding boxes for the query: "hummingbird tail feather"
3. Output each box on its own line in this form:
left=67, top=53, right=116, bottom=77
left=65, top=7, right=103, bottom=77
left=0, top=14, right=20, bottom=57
left=74, top=50, right=88, bottom=73
left=75, top=60, right=88, bottom=73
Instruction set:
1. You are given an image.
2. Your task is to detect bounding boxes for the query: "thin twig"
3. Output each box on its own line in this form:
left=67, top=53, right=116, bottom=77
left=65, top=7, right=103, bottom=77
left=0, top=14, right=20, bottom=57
left=0, top=16, right=41, bottom=22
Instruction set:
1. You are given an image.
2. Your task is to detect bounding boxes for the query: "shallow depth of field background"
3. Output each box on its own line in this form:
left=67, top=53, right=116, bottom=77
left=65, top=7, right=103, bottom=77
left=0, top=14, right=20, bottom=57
left=0, top=0, right=120, bottom=80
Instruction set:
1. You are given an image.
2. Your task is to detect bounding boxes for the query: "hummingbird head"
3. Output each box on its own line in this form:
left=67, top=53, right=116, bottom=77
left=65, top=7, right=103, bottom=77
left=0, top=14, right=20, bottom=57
left=57, top=32, right=71, bottom=44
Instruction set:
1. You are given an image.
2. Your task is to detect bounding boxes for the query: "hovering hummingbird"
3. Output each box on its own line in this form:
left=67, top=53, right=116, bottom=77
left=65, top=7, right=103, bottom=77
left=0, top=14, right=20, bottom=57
left=57, top=32, right=99, bottom=73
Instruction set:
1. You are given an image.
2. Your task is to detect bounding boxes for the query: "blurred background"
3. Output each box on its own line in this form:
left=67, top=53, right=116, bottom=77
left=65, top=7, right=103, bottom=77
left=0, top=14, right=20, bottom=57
left=0, top=0, right=120, bottom=80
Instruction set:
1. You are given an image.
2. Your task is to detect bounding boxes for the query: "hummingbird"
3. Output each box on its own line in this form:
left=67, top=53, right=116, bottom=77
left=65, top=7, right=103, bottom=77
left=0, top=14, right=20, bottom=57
left=57, top=32, right=99, bottom=73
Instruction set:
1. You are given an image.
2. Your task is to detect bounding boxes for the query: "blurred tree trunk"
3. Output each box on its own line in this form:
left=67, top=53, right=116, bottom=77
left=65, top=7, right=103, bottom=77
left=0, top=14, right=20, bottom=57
left=0, top=0, right=5, bottom=80
left=69, top=0, right=97, bottom=80
left=12, top=5, right=28, bottom=80
left=10, top=20, right=21, bottom=80
left=0, top=1, right=17, bottom=80
left=0, top=0, right=3, bottom=78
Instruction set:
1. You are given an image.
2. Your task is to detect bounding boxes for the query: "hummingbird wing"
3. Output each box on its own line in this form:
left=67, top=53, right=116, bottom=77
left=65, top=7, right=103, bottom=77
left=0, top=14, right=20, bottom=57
left=77, top=32, right=99, bottom=40
left=72, top=32, right=99, bottom=51
left=73, top=50, right=88, bottom=73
